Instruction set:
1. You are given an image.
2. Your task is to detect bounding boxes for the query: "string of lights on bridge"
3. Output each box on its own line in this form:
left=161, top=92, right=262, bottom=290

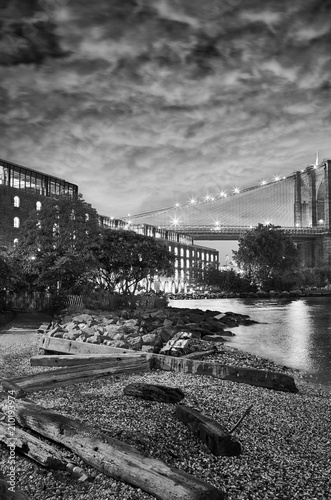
left=122, top=162, right=323, bottom=230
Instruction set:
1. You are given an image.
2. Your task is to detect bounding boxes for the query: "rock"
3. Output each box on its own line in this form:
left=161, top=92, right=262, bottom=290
left=141, top=333, right=158, bottom=345
left=126, top=337, right=143, bottom=350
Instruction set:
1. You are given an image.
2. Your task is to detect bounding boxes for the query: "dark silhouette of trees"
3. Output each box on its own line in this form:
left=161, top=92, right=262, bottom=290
left=233, top=224, right=301, bottom=290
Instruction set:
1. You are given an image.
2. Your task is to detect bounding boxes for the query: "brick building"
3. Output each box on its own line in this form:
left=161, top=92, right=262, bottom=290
left=0, top=158, right=219, bottom=292
left=0, top=158, right=78, bottom=249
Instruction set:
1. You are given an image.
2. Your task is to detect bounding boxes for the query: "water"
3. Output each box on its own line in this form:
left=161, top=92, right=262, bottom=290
left=169, top=296, right=331, bottom=386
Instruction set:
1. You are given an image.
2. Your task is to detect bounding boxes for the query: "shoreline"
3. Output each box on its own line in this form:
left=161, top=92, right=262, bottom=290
left=1, top=322, right=331, bottom=499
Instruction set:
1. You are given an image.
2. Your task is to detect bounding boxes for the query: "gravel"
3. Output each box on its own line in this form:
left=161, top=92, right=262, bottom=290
left=1, top=331, right=331, bottom=500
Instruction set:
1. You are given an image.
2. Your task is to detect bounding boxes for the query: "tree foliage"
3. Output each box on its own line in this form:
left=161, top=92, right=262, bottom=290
left=193, top=263, right=256, bottom=293
left=14, top=195, right=100, bottom=293
left=233, top=224, right=301, bottom=290
left=88, top=229, right=175, bottom=301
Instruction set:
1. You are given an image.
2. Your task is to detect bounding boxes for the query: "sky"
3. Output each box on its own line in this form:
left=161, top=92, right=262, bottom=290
left=1, top=0, right=331, bottom=261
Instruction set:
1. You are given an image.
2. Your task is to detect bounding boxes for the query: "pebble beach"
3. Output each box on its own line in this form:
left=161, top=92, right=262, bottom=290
left=1, top=325, right=331, bottom=500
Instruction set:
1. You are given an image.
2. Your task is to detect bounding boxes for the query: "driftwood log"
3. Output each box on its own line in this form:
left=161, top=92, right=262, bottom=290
left=30, top=353, right=144, bottom=367
left=2, top=356, right=149, bottom=395
left=0, top=421, right=91, bottom=481
left=0, top=394, right=224, bottom=500
left=147, top=354, right=298, bottom=393
left=123, top=383, right=185, bottom=403
left=176, top=405, right=242, bottom=456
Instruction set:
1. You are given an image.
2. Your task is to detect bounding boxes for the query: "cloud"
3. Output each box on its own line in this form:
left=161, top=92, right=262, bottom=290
left=1, top=0, right=331, bottom=219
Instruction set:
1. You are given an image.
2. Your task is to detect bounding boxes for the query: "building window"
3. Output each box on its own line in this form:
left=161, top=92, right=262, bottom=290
left=36, top=201, right=42, bottom=211
left=14, top=196, right=20, bottom=207
left=14, top=217, right=20, bottom=228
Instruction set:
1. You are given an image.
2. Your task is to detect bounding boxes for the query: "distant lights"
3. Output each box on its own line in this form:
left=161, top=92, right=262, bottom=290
left=274, top=176, right=281, bottom=182
left=233, top=187, right=240, bottom=194
left=264, top=220, right=271, bottom=226
left=219, top=190, right=227, bottom=198
left=170, top=216, right=180, bottom=227
left=189, top=198, right=197, bottom=205
left=174, top=202, right=180, bottom=208
left=260, top=179, right=267, bottom=186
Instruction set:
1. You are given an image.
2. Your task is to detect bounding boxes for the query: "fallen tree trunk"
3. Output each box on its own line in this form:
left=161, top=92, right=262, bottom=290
left=2, top=357, right=150, bottom=395
left=147, top=354, right=298, bottom=393
left=123, top=383, right=185, bottom=403
left=0, top=395, right=224, bottom=500
left=176, top=405, right=242, bottom=457
left=31, top=353, right=144, bottom=367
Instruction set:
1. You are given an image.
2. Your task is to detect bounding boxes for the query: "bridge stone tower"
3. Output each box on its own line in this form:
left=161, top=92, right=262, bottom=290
left=294, top=159, right=331, bottom=267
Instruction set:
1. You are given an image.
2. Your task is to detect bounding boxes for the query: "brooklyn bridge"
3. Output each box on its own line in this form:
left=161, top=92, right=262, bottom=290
left=122, top=159, right=331, bottom=267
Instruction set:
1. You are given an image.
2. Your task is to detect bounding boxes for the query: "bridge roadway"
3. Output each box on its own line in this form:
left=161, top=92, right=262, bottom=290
left=165, top=226, right=330, bottom=241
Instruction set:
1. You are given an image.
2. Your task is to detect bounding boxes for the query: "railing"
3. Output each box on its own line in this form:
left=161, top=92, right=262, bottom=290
left=165, top=225, right=329, bottom=234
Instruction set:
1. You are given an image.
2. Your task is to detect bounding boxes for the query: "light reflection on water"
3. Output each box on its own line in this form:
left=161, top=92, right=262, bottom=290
left=169, top=297, right=331, bottom=385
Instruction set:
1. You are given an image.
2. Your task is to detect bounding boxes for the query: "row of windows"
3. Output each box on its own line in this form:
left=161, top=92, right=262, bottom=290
left=172, top=246, right=215, bottom=261
left=13, top=196, right=42, bottom=210
left=0, top=164, right=77, bottom=198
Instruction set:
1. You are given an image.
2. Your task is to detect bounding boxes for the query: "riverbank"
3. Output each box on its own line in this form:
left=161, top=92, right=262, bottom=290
left=1, top=311, right=331, bottom=499
left=168, top=287, right=331, bottom=300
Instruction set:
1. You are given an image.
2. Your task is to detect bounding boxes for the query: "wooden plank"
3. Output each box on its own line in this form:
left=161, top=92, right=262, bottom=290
left=0, top=422, right=91, bottom=481
left=39, top=336, right=137, bottom=356
left=175, top=405, right=241, bottom=456
left=38, top=337, right=298, bottom=392
left=0, top=420, right=66, bottom=469
left=146, top=354, right=298, bottom=393
left=0, top=395, right=224, bottom=500
left=31, top=353, right=144, bottom=367
left=1, top=380, right=27, bottom=398
left=2, top=357, right=150, bottom=394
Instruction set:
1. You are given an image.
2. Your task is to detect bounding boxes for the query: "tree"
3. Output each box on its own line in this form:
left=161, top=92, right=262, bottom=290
left=88, top=229, right=175, bottom=305
left=14, top=195, right=101, bottom=293
left=233, top=224, right=301, bottom=290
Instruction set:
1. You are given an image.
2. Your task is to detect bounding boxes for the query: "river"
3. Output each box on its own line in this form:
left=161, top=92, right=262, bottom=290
left=169, top=296, right=331, bottom=386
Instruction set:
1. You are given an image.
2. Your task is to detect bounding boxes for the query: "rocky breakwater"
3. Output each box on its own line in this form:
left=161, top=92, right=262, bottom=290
left=43, top=307, right=258, bottom=356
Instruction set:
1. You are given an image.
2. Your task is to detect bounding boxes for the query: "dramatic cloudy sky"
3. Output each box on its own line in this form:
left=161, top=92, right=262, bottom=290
left=1, top=0, right=331, bottom=227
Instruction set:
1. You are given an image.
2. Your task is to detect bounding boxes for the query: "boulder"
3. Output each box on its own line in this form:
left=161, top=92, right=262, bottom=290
left=141, top=333, right=158, bottom=345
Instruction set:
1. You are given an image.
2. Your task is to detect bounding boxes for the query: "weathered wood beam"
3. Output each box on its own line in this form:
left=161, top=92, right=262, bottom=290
left=146, top=354, right=298, bottom=393
left=123, top=383, right=185, bottom=403
left=1, top=380, right=27, bottom=399
left=0, top=420, right=67, bottom=469
left=0, top=421, right=91, bottom=481
left=0, top=395, right=224, bottom=500
left=2, top=357, right=150, bottom=394
left=182, top=349, right=217, bottom=360
left=31, top=353, right=144, bottom=367
left=175, top=404, right=242, bottom=457
left=37, top=337, right=298, bottom=392
left=39, top=336, right=136, bottom=356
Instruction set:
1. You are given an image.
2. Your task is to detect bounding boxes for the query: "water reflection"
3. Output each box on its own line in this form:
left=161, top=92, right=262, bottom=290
left=170, top=297, right=331, bottom=385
